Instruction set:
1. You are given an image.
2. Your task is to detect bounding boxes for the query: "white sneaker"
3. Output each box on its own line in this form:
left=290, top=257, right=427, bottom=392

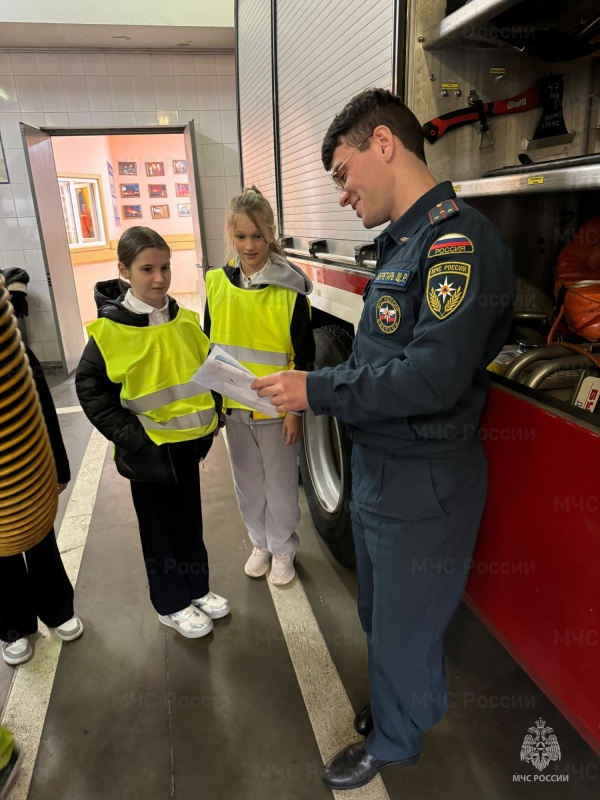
left=55, top=615, right=84, bottom=642
left=158, top=605, right=213, bottom=638
left=192, top=592, right=230, bottom=619
left=270, top=553, right=296, bottom=586
left=2, top=637, right=32, bottom=666
left=244, top=546, right=270, bottom=578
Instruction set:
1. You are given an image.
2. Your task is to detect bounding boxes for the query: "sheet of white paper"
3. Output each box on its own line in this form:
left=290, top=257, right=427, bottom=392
left=193, top=346, right=279, bottom=418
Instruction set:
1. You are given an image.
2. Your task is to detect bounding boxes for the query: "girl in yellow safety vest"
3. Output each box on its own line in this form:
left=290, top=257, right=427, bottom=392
left=76, top=226, right=229, bottom=639
left=204, top=188, right=315, bottom=585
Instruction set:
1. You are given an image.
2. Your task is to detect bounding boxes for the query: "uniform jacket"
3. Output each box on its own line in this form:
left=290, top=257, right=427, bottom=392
left=307, top=181, right=516, bottom=451
left=203, top=254, right=316, bottom=371
left=75, top=280, right=218, bottom=483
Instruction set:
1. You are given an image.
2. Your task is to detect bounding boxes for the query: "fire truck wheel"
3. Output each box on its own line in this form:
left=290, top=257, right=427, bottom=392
left=299, top=325, right=356, bottom=569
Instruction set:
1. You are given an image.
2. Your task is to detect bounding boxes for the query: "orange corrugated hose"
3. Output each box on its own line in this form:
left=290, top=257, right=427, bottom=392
left=0, top=272, right=57, bottom=556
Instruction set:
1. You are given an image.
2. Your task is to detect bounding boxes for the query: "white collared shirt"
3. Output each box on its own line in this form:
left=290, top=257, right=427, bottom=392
left=122, top=289, right=170, bottom=326
left=240, top=258, right=271, bottom=288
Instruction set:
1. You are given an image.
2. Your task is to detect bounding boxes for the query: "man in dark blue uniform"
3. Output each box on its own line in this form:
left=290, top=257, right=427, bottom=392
left=254, top=88, right=515, bottom=790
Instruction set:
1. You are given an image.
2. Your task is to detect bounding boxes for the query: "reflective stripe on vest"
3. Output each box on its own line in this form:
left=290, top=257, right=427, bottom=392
left=206, top=268, right=296, bottom=412
left=136, top=408, right=216, bottom=431
left=216, top=344, right=289, bottom=368
left=87, top=307, right=217, bottom=445
left=122, top=380, right=211, bottom=414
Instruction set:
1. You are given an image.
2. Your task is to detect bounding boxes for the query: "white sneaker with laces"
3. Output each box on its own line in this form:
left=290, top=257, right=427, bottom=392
left=244, top=546, right=270, bottom=578
left=270, top=553, right=296, bottom=586
left=158, top=605, right=213, bottom=638
left=2, top=637, right=32, bottom=666
left=192, top=592, right=230, bottom=619
left=55, top=615, right=84, bottom=642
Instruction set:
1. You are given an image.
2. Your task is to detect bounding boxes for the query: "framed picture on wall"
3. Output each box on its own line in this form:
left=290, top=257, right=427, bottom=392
left=173, top=160, right=187, bottom=174
left=151, top=205, right=170, bottom=219
left=178, top=204, right=191, bottom=217
left=175, top=183, right=190, bottom=197
left=118, top=162, right=137, bottom=176
left=148, top=184, right=167, bottom=198
left=123, top=205, right=142, bottom=219
left=145, top=161, right=165, bottom=177
left=120, top=183, right=140, bottom=198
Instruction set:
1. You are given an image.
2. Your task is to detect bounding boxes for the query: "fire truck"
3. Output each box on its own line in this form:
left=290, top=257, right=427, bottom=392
left=233, top=0, right=600, bottom=753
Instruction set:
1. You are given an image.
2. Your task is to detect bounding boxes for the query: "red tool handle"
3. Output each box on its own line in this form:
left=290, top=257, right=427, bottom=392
left=422, top=83, right=542, bottom=143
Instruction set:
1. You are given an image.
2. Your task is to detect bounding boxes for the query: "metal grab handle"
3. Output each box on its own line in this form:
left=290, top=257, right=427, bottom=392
left=284, top=248, right=312, bottom=258
left=284, top=248, right=377, bottom=270
left=313, top=252, right=359, bottom=266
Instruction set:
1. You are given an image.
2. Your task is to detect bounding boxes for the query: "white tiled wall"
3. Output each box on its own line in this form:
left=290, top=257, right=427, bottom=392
left=0, top=50, right=240, bottom=364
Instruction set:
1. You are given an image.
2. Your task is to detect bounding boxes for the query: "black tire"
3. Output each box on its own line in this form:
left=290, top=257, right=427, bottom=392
left=299, top=325, right=356, bottom=569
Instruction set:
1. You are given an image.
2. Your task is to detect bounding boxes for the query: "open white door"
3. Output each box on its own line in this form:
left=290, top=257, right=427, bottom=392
left=183, top=119, right=210, bottom=280
left=21, top=124, right=84, bottom=373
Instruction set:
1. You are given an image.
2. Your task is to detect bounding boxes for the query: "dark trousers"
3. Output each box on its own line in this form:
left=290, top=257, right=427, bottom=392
left=130, top=440, right=210, bottom=616
left=350, top=439, right=488, bottom=761
left=0, top=528, right=74, bottom=643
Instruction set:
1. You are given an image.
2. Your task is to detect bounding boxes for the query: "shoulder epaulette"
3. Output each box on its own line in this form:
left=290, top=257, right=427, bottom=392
left=428, top=199, right=460, bottom=226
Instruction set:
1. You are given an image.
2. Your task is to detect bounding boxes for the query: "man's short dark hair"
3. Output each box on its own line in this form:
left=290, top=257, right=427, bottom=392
left=321, top=88, right=426, bottom=170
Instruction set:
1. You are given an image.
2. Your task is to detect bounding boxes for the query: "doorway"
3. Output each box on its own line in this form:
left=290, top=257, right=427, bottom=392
left=22, top=120, right=212, bottom=373
left=51, top=131, right=202, bottom=336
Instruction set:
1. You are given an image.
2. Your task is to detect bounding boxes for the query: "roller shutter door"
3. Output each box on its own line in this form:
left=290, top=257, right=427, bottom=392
left=276, top=0, right=395, bottom=257
left=237, top=0, right=279, bottom=227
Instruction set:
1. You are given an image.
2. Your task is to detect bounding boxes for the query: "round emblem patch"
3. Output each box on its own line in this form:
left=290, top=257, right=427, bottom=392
left=376, top=295, right=401, bottom=334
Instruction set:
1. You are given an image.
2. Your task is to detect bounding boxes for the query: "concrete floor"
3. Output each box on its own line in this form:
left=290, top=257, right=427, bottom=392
left=1, top=371, right=599, bottom=799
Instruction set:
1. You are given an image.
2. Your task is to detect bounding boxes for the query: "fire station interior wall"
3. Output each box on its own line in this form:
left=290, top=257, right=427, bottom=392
left=237, top=0, right=278, bottom=229
left=274, top=0, right=394, bottom=257
left=0, top=50, right=239, bottom=365
left=52, top=132, right=198, bottom=327
left=1, top=1, right=233, bottom=27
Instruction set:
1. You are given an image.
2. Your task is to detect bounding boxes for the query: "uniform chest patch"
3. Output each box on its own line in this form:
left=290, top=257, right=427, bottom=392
left=428, top=233, right=474, bottom=258
left=426, top=262, right=471, bottom=321
left=376, top=295, right=401, bottom=333
left=373, top=268, right=413, bottom=288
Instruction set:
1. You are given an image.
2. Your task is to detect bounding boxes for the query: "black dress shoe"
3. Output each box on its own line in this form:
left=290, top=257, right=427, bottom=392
left=321, top=741, right=420, bottom=790
left=354, top=704, right=373, bottom=736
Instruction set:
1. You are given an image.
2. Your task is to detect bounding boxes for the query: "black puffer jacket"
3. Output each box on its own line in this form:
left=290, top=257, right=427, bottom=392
left=75, top=280, right=217, bottom=483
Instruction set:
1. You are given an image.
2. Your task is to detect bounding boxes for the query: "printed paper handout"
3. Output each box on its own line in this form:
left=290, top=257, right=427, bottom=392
left=193, top=346, right=279, bottom=418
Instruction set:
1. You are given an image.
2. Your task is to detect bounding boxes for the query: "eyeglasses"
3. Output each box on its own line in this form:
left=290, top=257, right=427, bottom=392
left=330, top=135, right=372, bottom=190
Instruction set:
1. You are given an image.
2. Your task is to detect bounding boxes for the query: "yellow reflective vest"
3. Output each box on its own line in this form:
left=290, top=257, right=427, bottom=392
left=87, top=307, right=218, bottom=444
left=206, top=267, right=295, bottom=413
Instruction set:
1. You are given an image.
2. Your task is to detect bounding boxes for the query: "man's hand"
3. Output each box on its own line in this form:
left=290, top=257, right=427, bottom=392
left=57, top=482, right=68, bottom=495
left=252, top=371, right=309, bottom=414
left=281, top=413, right=302, bottom=445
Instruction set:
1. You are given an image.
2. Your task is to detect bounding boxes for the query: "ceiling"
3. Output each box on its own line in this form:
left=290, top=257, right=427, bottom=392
left=0, top=22, right=234, bottom=51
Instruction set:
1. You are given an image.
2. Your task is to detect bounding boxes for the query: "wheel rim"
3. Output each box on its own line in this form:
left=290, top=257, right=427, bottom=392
left=303, top=409, right=344, bottom=514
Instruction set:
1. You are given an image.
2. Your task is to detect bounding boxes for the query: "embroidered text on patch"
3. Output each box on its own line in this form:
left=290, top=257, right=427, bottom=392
left=427, top=233, right=474, bottom=258
left=373, top=268, right=413, bottom=289
left=426, top=262, right=471, bottom=320
left=376, top=295, right=401, bottom=334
